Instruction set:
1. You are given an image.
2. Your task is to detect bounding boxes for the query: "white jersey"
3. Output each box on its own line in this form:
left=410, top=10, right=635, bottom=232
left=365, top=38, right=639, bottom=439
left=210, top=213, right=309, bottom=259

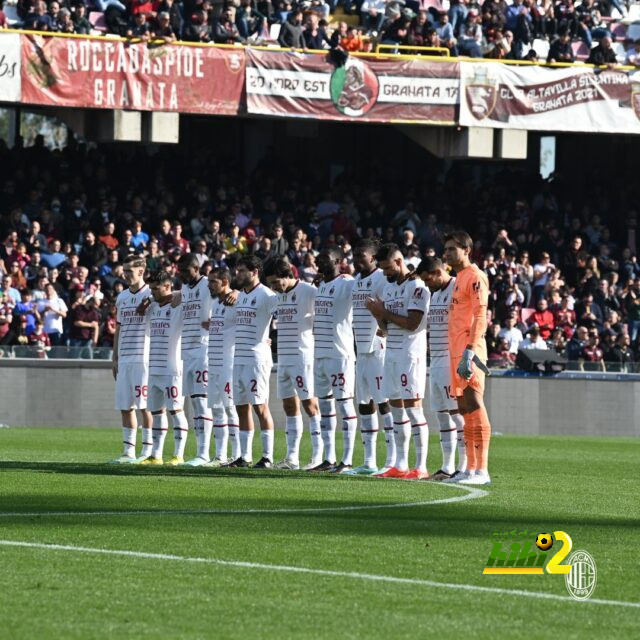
left=352, top=268, right=386, bottom=355
left=116, top=284, right=151, bottom=363
left=149, top=300, right=183, bottom=376
left=382, top=276, right=430, bottom=362
left=181, top=276, right=211, bottom=361
left=234, top=283, right=278, bottom=365
left=208, top=296, right=237, bottom=370
left=313, top=275, right=355, bottom=360
left=428, top=277, right=455, bottom=366
left=275, top=281, right=316, bottom=365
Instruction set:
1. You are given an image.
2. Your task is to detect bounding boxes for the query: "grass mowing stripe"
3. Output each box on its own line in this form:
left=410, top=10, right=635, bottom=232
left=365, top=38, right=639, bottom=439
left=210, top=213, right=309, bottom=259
left=1, top=539, right=638, bottom=610
left=0, top=483, right=488, bottom=517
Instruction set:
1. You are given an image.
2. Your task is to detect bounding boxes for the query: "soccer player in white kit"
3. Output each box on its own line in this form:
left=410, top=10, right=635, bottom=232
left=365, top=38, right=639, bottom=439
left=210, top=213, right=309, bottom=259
left=204, top=267, right=241, bottom=466
left=176, top=253, right=213, bottom=466
left=347, top=240, right=395, bottom=475
left=139, top=270, right=188, bottom=465
left=231, top=255, right=278, bottom=468
left=417, top=257, right=467, bottom=481
left=263, top=256, right=321, bottom=470
left=110, top=255, right=152, bottom=464
left=310, top=248, right=358, bottom=474
left=367, top=244, right=430, bottom=480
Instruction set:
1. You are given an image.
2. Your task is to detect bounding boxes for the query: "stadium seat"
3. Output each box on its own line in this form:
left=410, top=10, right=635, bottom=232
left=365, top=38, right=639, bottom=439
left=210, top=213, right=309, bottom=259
left=3, top=3, right=20, bottom=25
left=89, top=11, right=108, bottom=33
left=627, top=22, right=640, bottom=41
left=268, top=23, right=281, bottom=42
left=531, top=38, right=550, bottom=60
left=330, top=7, right=360, bottom=28
left=611, top=22, right=627, bottom=41
left=572, top=41, right=590, bottom=61
left=521, top=308, right=536, bottom=325
left=612, top=41, right=628, bottom=63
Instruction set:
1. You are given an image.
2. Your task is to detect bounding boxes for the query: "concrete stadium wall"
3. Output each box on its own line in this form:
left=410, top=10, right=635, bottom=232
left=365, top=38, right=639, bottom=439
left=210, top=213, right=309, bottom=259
left=0, top=360, right=638, bottom=437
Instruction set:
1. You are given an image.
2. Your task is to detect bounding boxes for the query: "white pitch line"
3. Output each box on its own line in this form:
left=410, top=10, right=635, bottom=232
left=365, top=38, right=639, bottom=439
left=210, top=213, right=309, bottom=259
left=0, top=484, right=487, bottom=518
left=0, top=539, right=638, bottom=610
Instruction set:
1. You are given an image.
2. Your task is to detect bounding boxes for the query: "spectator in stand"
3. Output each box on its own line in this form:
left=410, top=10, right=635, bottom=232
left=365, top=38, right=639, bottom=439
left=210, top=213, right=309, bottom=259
left=130, top=221, right=149, bottom=250
left=303, top=12, right=330, bottom=49
left=69, top=295, right=100, bottom=348
left=521, top=326, right=548, bottom=349
left=278, top=9, right=305, bottom=48
left=185, top=9, right=212, bottom=42
left=213, top=5, right=246, bottom=44
left=156, top=11, right=177, bottom=42
left=39, top=283, right=67, bottom=345
left=170, top=222, right=190, bottom=255
left=361, top=0, right=387, bottom=35
left=604, top=333, right=635, bottom=372
left=193, top=240, right=209, bottom=267
left=547, top=29, right=575, bottom=63
left=224, top=224, right=248, bottom=255
left=79, top=231, right=108, bottom=274
left=532, top=251, right=555, bottom=301
left=566, top=325, right=588, bottom=360
left=73, top=2, right=93, bottom=34
left=575, top=292, right=604, bottom=331
left=435, top=10, right=457, bottom=54
left=1, top=275, right=21, bottom=305
left=28, top=320, right=51, bottom=356
left=25, top=0, right=55, bottom=30
left=587, top=35, right=617, bottom=65
left=580, top=329, right=605, bottom=371
left=625, top=39, right=640, bottom=67
left=99, top=222, right=120, bottom=251
left=270, top=223, right=289, bottom=256
left=498, top=312, right=524, bottom=354
left=488, top=337, right=515, bottom=367
left=458, top=10, right=484, bottom=57
left=126, top=11, right=152, bottom=41
left=14, top=289, right=40, bottom=336
left=529, top=297, right=555, bottom=340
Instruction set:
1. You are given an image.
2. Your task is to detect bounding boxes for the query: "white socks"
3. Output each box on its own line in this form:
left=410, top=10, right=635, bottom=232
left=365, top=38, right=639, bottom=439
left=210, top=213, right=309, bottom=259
left=286, top=415, right=303, bottom=465
left=151, top=412, right=168, bottom=459
left=122, top=426, right=136, bottom=458
left=452, top=412, right=467, bottom=472
left=338, top=399, right=357, bottom=466
left=212, top=405, right=229, bottom=462
left=407, top=407, right=428, bottom=472
left=360, top=413, right=378, bottom=468
left=437, top=412, right=457, bottom=474
left=308, top=414, right=323, bottom=465
left=319, top=398, right=337, bottom=464
left=381, top=411, right=395, bottom=468
left=171, top=411, right=188, bottom=458
left=391, top=406, right=411, bottom=471
left=192, top=396, right=212, bottom=461
left=240, top=430, right=254, bottom=462
left=227, top=405, right=241, bottom=460
left=140, top=421, right=153, bottom=459
left=261, top=429, right=274, bottom=462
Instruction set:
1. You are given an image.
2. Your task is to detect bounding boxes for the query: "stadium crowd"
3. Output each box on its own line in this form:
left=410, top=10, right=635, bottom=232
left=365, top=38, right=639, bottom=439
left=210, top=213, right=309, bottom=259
left=0, top=138, right=638, bottom=372
left=4, top=0, right=637, bottom=62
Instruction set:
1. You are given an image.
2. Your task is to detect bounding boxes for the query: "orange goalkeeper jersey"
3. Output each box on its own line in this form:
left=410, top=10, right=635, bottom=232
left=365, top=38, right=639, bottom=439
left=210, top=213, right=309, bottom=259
left=448, top=264, right=489, bottom=358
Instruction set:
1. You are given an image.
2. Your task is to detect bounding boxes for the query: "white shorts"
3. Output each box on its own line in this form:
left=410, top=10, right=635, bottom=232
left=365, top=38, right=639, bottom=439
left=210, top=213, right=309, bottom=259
left=147, top=374, right=184, bottom=412
left=277, top=360, right=315, bottom=400
left=114, top=361, right=149, bottom=411
left=182, top=356, right=209, bottom=397
left=428, top=363, right=457, bottom=412
left=355, top=349, right=387, bottom=405
left=208, top=364, right=234, bottom=409
left=233, top=361, right=271, bottom=405
left=384, top=357, right=426, bottom=401
left=314, top=357, right=355, bottom=400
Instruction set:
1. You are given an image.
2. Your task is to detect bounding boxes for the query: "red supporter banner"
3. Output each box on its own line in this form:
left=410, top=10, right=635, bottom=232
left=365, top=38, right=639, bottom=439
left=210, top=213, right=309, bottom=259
left=20, top=34, right=245, bottom=115
left=246, top=49, right=459, bottom=124
left=460, top=61, right=640, bottom=133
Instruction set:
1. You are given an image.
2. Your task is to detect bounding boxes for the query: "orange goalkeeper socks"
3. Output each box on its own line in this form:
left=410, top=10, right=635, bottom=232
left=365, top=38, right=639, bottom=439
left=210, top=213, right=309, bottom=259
left=463, top=420, right=476, bottom=472
left=466, top=407, right=491, bottom=472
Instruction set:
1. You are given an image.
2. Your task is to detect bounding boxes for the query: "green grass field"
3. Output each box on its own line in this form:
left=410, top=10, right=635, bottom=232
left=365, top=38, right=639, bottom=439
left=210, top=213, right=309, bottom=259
left=0, top=428, right=638, bottom=639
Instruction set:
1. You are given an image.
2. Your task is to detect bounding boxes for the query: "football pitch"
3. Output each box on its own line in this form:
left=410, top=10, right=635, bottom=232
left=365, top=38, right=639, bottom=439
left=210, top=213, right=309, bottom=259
left=0, top=428, right=638, bottom=639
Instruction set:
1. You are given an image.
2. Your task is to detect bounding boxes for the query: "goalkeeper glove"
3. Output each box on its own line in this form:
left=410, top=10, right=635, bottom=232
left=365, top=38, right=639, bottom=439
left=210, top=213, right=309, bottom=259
left=457, top=349, right=475, bottom=381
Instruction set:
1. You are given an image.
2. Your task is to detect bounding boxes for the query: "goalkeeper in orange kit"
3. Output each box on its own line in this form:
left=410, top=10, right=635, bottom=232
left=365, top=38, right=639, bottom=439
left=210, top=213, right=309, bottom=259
left=442, top=231, right=492, bottom=486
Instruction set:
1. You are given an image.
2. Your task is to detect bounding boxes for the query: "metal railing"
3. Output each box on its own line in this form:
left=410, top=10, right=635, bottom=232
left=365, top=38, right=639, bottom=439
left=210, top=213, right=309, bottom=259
left=375, top=44, right=451, bottom=57
left=0, top=345, right=113, bottom=360
left=7, top=27, right=636, bottom=70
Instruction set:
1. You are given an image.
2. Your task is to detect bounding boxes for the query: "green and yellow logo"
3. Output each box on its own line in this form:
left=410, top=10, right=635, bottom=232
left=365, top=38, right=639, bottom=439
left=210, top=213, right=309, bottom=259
left=483, top=530, right=597, bottom=599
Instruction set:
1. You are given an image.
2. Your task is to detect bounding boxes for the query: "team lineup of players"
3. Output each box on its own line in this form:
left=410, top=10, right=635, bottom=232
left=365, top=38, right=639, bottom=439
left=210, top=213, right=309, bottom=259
left=110, top=231, right=492, bottom=486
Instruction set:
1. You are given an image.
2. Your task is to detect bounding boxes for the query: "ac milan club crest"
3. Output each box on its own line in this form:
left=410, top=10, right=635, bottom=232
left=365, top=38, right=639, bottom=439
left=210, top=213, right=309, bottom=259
left=465, top=67, right=498, bottom=121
